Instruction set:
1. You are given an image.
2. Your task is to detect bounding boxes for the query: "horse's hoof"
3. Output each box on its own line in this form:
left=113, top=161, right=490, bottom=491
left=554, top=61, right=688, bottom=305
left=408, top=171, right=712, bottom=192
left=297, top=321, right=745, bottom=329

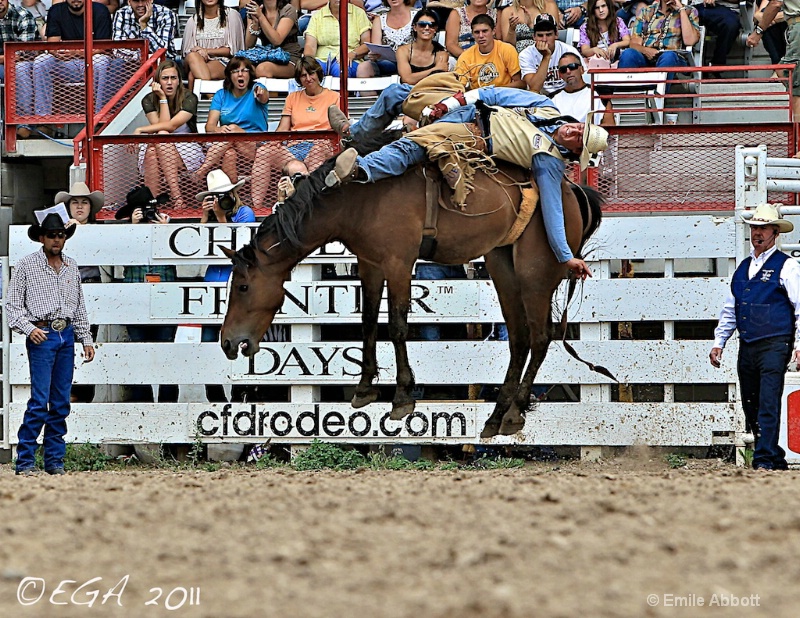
left=498, top=413, right=525, bottom=435
left=390, top=402, right=415, bottom=421
left=351, top=388, right=380, bottom=409
left=480, top=421, right=501, bottom=439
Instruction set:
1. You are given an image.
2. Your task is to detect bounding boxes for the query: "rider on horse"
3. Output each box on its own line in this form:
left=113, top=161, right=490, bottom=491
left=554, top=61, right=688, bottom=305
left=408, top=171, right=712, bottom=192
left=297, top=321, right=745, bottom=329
left=324, top=76, right=608, bottom=280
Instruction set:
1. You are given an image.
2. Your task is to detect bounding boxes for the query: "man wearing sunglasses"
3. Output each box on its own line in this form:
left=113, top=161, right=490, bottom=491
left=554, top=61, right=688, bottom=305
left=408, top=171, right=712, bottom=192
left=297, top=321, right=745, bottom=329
left=519, top=13, right=585, bottom=95
left=6, top=205, right=95, bottom=476
left=552, top=52, right=611, bottom=124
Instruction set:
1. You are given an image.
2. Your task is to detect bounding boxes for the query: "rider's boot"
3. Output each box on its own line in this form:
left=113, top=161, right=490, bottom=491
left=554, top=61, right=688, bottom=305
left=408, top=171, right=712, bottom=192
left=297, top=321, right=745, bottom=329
left=325, top=148, right=366, bottom=187
left=327, top=105, right=352, bottom=141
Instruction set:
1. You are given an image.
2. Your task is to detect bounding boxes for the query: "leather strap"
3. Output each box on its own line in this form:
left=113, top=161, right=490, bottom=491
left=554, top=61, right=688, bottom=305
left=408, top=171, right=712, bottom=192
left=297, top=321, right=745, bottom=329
left=418, top=170, right=440, bottom=260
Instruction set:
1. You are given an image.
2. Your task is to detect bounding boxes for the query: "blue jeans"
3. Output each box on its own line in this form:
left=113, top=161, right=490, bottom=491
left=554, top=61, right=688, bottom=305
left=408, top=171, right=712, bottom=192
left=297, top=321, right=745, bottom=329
left=298, top=13, right=311, bottom=35
left=14, top=60, right=34, bottom=115
left=33, top=53, right=111, bottom=115
left=738, top=335, right=794, bottom=469
left=617, top=48, right=688, bottom=89
left=322, top=57, right=360, bottom=78
left=17, top=326, right=76, bottom=472
left=694, top=4, right=739, bottom=66
left=416, top=263, right=466, bottom=341
left=350, top=82, right=412, bottom=140
left=357, top=136, right=427, bottom=182
left=374, top=59, right=398, bottom=76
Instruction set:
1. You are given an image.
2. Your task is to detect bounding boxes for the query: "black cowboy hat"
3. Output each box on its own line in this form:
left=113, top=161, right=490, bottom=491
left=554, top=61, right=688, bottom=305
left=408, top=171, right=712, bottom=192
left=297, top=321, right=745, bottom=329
left=115, top=186, right=165, bottom=220
left=28, top=207, right=76, bottom=242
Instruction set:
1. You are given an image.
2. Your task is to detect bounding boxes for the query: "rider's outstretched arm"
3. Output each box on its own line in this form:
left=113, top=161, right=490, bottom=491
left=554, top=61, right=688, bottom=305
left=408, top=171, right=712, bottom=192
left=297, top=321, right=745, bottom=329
left=531, top=153, right=573, bottom=264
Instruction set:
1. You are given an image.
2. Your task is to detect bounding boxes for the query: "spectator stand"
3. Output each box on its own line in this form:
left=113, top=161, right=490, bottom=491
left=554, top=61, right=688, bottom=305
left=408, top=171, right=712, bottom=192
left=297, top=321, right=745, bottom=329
left=3, top=40, right=150, bottom=156
left=589, top=62, right=793, bottom=126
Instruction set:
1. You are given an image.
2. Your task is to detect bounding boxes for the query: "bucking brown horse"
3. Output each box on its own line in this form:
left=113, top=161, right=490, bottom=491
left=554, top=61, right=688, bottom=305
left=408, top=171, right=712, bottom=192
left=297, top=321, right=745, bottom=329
left=219, top=156, right=603, bottom=438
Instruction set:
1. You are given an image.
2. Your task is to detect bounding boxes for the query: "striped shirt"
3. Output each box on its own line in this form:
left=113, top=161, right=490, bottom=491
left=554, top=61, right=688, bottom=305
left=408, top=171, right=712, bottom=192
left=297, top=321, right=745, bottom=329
left=5, top=249, right=93, bottom=344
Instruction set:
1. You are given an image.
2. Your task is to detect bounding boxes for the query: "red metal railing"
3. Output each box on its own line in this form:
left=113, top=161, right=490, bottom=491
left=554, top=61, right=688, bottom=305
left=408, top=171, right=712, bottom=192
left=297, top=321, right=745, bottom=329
left=589, top=64, right=794, bottom=120
left=73, top=48, right=166, bottom=183
left=90, top=131, right=338, bottom=220
left=3, top=40, right=149, bottom=152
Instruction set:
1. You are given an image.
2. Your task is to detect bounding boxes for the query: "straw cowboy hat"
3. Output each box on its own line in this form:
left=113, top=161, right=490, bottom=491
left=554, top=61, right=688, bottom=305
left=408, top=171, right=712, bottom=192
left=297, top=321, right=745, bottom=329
left=196, top=170, right=246, bottom=200
left=28, top=204, right=76, bottom=242
left=743, top=203, right=794, bottom=233
left=54, top=181, right=105, bottom=215
left=579, top=120, right=610, bottom=171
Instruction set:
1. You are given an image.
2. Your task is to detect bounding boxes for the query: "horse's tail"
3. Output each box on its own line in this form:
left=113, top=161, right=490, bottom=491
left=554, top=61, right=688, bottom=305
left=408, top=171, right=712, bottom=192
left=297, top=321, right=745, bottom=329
left=572, top=183, right=604, bottom=247
left=561, top=183, right=619, bottom=383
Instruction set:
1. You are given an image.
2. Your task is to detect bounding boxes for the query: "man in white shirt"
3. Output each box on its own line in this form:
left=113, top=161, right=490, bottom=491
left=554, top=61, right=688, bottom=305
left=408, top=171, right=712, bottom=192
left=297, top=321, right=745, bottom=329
left=710, top=203, right=800, bottom=471
left=551, top=52, right=609, bottom=124
left=519, top=13, right=584, bottom=96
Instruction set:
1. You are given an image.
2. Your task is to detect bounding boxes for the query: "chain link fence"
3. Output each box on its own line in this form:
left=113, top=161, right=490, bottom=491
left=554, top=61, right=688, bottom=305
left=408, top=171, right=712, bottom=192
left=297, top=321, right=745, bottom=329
left=591, top=126, right=796, bottom=212
left=93, top=133, right=337, bottom=220
left=5, top=41, right=148, bottom=129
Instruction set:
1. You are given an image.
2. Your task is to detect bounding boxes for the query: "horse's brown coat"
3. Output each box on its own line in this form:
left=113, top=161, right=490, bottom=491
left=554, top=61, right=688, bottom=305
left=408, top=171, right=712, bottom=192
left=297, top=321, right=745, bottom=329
left=221, top=159, right=601, bottom=437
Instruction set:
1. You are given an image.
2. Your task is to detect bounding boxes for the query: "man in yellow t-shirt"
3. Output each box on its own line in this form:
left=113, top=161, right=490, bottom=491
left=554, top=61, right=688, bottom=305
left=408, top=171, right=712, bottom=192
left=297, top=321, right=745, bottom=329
left=454, top=14, right=524, bottom=90
left=303, top=0, right=374, bottom=78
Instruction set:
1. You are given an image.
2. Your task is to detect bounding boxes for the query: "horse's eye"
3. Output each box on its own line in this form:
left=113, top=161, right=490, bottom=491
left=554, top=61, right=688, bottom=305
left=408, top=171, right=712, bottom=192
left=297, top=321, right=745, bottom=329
left=238, top=285, right=248, bottom=293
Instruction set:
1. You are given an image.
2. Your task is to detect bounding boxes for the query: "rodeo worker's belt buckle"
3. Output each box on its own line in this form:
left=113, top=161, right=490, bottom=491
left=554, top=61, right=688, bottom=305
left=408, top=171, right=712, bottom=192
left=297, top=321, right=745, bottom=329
left=50, top=318, right=68, bottom=332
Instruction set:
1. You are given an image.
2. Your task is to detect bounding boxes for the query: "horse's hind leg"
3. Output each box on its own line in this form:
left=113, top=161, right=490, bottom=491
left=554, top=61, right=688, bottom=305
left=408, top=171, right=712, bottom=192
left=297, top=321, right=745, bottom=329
left=385, top=266, right=416, bottom=420
left=352, top=260, right=384, bottom=409
left=480, top=247, right=531, bottom=439
left=499, top=293, right=554, bottom=436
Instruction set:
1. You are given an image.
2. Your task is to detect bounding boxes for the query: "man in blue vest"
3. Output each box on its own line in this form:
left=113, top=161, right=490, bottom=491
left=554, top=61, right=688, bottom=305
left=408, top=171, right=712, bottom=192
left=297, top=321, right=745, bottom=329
left=710, top=203, right=800, bottom=470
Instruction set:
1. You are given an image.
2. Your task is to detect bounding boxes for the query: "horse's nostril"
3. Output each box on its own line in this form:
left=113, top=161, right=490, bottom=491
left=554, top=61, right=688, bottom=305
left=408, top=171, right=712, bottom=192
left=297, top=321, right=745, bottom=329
left=222, top=339, right=231, bottom=353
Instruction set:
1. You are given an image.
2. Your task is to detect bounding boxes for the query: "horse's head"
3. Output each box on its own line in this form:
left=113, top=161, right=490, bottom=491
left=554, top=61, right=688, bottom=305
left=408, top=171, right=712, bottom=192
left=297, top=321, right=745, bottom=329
left=219, top=240, right=291, bottom=360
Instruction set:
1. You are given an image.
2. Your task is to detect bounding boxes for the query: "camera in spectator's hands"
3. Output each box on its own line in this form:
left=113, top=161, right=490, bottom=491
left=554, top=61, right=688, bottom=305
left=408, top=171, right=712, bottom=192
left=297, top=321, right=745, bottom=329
left=216, top=192, right=236, bottom=212
left=143, top=193, right=170, bottom=222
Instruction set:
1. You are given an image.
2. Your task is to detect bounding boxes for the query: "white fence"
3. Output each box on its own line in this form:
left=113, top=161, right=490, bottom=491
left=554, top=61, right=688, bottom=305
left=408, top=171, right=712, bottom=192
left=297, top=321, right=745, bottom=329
left=2, top=209, right=746, bottom=451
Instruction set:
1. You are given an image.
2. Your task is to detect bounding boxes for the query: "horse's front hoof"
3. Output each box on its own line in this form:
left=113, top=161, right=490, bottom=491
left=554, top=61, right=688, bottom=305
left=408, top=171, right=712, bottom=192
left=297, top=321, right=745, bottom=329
left=390, top=401, right=415, bottom=420
left=351, top=387, right=380, bottom=409
left=480, top=421, right=501, bottom=439
left=498, top=410, right=526, bottom=435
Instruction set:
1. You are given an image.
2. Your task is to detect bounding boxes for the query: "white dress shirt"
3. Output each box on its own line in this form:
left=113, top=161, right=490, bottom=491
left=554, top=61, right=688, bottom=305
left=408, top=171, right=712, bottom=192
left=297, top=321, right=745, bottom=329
left=713, top=245, right=800, bottom=350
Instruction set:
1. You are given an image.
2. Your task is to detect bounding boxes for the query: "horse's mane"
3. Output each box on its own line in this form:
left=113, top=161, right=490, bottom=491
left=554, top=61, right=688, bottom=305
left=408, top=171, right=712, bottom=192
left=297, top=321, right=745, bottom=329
left=251, top=129, right=405, bottom=254
left=576, top=184, right=604, bottom=243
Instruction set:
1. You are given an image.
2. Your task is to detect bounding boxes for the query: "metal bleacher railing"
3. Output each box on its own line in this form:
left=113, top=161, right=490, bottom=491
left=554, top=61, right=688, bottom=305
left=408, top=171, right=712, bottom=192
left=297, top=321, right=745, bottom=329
left=590, top=64, right=794, bottom=127
left=3, top=40, right=149, bottom=153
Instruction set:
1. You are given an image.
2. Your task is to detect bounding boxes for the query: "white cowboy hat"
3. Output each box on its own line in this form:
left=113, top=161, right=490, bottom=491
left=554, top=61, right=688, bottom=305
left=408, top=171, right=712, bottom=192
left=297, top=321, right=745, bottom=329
left=54, top=181, right=105, bottom=215
left=743, top=202, right=794, bottom=233
left=579, top=120, right=609, bottom=171
left=196, top=170, right=246, bottom=200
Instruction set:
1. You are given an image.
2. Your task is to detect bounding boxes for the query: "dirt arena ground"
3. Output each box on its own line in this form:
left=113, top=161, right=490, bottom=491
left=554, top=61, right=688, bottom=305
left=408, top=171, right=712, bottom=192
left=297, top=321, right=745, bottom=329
left=1, top=455, right=799, bottom=618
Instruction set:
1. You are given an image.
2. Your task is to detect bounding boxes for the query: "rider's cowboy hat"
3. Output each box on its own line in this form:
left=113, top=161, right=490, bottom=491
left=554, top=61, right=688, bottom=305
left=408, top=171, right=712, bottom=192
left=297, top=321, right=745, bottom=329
left=28, top=204, right=75, bottom=242
left=196, top=170, right=246, bottom=200
left=743, top=203, right=794, bottom=233
left=54, top=181, right=105, bottom=215
left=579, top=120, right=610, bottom=171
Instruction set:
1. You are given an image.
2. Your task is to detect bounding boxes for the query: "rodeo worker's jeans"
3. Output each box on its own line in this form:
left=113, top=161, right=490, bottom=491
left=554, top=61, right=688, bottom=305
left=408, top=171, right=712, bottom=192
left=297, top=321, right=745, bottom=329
left=16, top=326, right=75, bottom=473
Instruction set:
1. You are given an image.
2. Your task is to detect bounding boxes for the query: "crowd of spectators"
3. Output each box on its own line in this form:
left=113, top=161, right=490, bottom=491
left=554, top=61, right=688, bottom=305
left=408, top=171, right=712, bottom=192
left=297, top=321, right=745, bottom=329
left=1, top=0, right=775, bottom=121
